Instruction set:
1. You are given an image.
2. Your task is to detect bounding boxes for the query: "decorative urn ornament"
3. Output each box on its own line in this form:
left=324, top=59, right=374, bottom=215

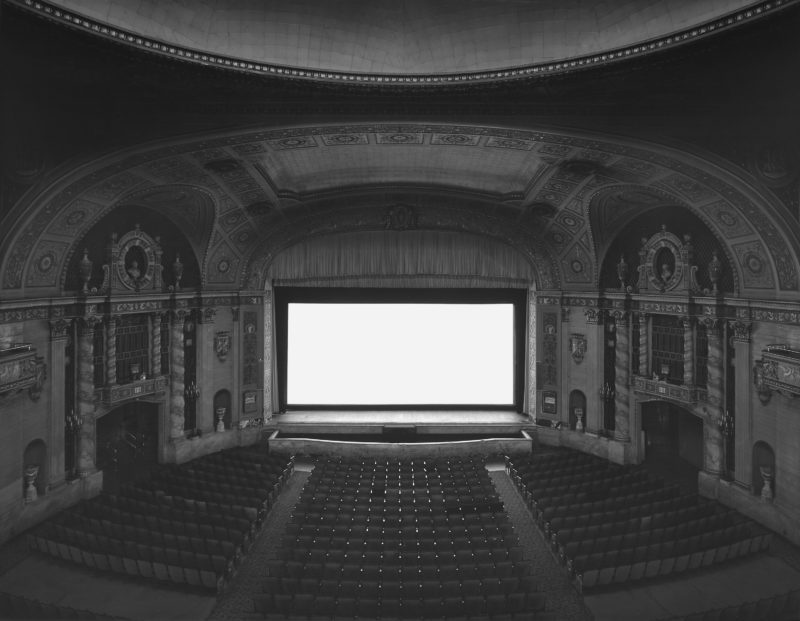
left=708, top=251, right=722, bottom=295
left=78, top=248, right=93, bottom=293
left=24, top=465, right=39, bottom=503
left=172, top=254, right=184, bottom=291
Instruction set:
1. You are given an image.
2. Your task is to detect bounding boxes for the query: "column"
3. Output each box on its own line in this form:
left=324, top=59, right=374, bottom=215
left=584, top=307, right=605, bottom=434
left=169, top=311, right=186, bottom=439
left=613, top=311, right=630, bottom=442
left=48, top=319, right=70, bottom=487
left=150, top=313, right=161, bottom=376
left=262, top=293, right=274, bottom=419
left=682, top=317, right=694, bottom=386
left=638, top=313, right=649, bottom=377
left=77, top=317, right=100, bottom=476
left=729, top=320, right=752, bottom=487
left=197, top=307, right=216, bottom=431
left=231, top=306, right=241, bottom=425
left=526, top=288, right=537, bottom=419
left=703, top=318, right=725, bottom=475
left=105, top=317, right=116, bottom=385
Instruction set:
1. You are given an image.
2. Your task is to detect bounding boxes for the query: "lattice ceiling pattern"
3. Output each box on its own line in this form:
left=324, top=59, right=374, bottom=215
left=1, top=123, right=797, bottom=299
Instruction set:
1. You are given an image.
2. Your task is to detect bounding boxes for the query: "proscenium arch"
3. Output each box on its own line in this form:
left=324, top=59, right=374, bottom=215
left=243, top=198, right=556, bottom=292
left=1, top=122, right=798, bottom=299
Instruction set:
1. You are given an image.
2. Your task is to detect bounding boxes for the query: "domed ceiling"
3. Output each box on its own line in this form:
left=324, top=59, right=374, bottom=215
left=24, top=0, right=785, bottom=84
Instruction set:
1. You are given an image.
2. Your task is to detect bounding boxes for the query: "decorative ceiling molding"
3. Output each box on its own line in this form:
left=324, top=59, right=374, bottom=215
left=1, top=122, right=798, bottom=299
left=10, top=0, right=796, bottom=87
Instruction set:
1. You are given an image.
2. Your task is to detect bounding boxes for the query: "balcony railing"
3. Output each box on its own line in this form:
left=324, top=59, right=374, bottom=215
left=95, top=375, right=168, bottom=406
left=632, top=375, right=707, bottom=405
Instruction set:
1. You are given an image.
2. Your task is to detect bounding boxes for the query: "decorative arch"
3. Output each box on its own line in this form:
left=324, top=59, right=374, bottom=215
left=591, top=196, right=738, bottom=295
left=1, top=123, right=798, bottom=299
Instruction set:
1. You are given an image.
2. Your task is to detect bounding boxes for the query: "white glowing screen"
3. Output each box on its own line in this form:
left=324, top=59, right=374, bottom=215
left=287, top=303, right=514, bottom=405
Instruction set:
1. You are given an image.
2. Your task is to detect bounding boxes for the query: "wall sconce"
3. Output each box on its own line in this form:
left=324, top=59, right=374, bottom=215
left=599, top=382, right=615, bottom=401
left=184, top=380, right=200, bottom=402
left=717, top=410, right=734, bottom=436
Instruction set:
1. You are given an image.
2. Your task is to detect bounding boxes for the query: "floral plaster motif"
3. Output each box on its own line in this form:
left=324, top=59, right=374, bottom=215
left=733, top=241, right=775, bottom=289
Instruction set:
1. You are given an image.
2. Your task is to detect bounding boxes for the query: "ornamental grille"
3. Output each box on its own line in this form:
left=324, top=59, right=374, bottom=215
left=92, top=326, right=105, bottom=388
left=695, top=324, right=708, bottom=388
left=651, top=315, right=684, bottom=384
left=116, top=315, right=149, bottom=383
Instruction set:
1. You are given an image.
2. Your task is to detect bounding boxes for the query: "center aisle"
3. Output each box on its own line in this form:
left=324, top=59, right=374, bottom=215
left=208, top=469, right=311, bottom=621
left=488, top=469, right=591, bottom=621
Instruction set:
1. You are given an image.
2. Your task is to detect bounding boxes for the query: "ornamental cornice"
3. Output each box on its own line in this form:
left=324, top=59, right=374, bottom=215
left=11, top=0, right=794, bottom=87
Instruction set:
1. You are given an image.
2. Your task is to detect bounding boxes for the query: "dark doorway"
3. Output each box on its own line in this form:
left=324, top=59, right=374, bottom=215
left=97, top=402, right=159, bottom=492
left=641, top=401, right=702, bottom=493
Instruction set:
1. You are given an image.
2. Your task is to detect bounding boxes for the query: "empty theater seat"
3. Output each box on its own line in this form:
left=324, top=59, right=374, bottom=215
left=506, top=449, right=772, bottom=592
left=254, top=455, right=553, bottom=619
left=28, top=445, right=293, bottom=594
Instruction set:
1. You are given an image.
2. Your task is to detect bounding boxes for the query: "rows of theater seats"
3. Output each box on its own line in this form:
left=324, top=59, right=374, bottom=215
left=254, top=455, right=556, bottom=620
left=0, top=591, right=124, bottom=620
left=27, top=446, right=293, bottom=594
left=658, top=587, right=800, bottom=621
left=506, top=448, right=771, bottom=591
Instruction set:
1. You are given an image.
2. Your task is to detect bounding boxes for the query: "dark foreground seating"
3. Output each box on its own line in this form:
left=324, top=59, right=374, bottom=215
left=507, top=448, right=772, bottom=591
left=28, top=446, right=293, bottom=594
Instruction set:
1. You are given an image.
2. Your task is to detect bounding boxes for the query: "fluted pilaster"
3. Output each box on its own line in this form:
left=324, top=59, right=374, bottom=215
left=613, top=311, right=630, bottom=442
left=77, top=317, right=99, bottom=476
left=682, top=317, right=693, bottom=386
left=638, top=313, right=648, bottom=377
left=105, top=318, right=116, bottom=385
left=169, top=312, right=186, bottom=438
left=263, top=294, right=273, bottom=418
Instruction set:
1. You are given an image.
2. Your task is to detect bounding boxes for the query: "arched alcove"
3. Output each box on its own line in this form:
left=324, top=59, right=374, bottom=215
left=22, top=439, right=47, bottom=499
left=752, top=441, right=776, bottom=499
left=62, top=205, right=201, bottom=293
left=214, top=390, right=232, bottom=431
left=568, top=390, right=586, bottom=431
left=596, top=204, right=735, bottom=294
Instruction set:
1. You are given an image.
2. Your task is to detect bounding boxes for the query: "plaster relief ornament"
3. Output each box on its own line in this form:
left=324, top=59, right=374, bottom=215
left=636, top=225, right=700, bottom=294
left=214, top=332, right=231, bottom=362
left=570, top=333, right=586, bottom=364
left=101, top=225, right=164, bottom=293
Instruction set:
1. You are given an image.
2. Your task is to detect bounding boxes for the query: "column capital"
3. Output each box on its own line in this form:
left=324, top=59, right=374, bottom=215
left=49, top=318, right=71, bottom=340
left=612, top=309, right=629, bottom=326
left=700, top=316, right=723, bottom=333
left=680, top=316, right=693, bottom=328
left=170, top=308, right=190, bottom=323
left=79, top=316, right=102, bottom=335
left=584, top=308, right=603, bottom=325
left=728, top=320, right=752, bottom=343
left=200, top=306, right=217, bottom=324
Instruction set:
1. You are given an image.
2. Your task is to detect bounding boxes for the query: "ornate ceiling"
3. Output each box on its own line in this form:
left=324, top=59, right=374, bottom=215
left=15, top=0, right=793, bottom=85
left=1, top=122, right=797, bottom=300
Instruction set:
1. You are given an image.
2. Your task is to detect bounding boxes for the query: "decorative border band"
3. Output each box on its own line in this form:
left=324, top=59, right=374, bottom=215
left=12, top=0, right=795, bottom=87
